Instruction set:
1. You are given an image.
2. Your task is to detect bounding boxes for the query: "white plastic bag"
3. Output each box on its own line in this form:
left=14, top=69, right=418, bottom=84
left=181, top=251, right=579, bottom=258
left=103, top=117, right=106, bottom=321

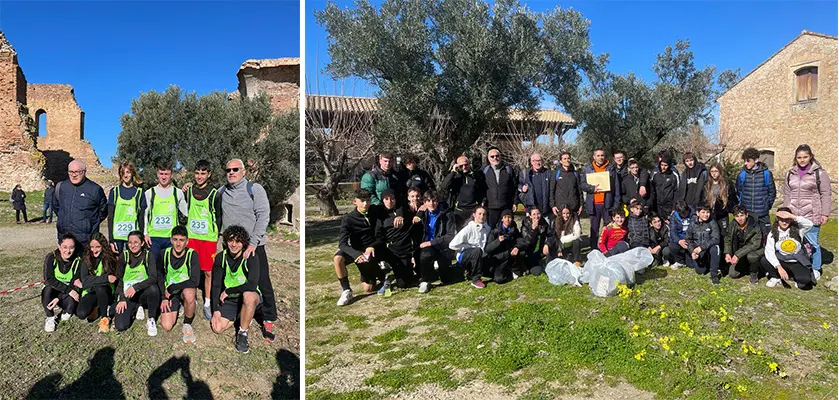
left=545, top=258, right=582, bottom=287
left=582, top=248, right=653, bottom=297
left=609, top=247, right=654, bottom=284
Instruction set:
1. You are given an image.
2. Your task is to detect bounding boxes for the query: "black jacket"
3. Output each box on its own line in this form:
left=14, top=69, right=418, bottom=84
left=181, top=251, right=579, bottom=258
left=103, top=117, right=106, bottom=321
left=519, top=167, right=552, bottom=215
left=376, top=205, right=420, bottom=256
left=43, top=252, right=81, bottom=294
left=401, top=167, right=435, bottom=194
left=723, top=215, right=762, bottom=258
left=53, top=178, right=108, bottom=245
left=621, top=170, right=650, bottom=207
left=338, top=208, right=380, bottom=260
left=210, top=251, right=259, bottom=312
left=414, top=208, right=457, bottom=252
left=626, top=214, right=652, bottom=248
left=550, top=165, right=582, bottom=213
left=650, top=169, right=680, bottom=219
left=115, top=249, right=158, bottom=302
left=678, top=158, right=708, bottom=208
left=440, top=169, right=486, bottom=211
left=650, top=224, right=670, bottom=248
left=686, top=218, right=720, bottom=257
left=485, top=221, right=520, bottom=256
left=518, top=215, right=551, bottom=255
left=482, top=163, right=519, bottom=210
left=11, top=188, right=26, bottom=210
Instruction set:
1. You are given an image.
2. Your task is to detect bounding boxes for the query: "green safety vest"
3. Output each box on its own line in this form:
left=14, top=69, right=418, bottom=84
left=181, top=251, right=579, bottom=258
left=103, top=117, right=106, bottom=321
left=122, top=250, right=149, bottom=292
left=187, top=187, right=218, bottom=241
left=82, top=259, right=114, bottom=297
left=148, top=187, right=179, bottom=238
left=112, top=186, right=142, bottom=241
left=164, top=247, right=194, bottom=288
left=222, top=252, right=260, bottom=298
left=54, top=257, right=81, bottom=284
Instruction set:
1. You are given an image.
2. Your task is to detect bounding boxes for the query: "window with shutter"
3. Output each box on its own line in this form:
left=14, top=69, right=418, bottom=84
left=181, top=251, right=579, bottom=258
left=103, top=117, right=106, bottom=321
left=795, top=66, right=818, bottom=102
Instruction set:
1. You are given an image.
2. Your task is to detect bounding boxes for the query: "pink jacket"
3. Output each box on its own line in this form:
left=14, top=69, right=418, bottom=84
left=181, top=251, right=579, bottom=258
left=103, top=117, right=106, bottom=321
left=783, top=162, right=832, bottom=223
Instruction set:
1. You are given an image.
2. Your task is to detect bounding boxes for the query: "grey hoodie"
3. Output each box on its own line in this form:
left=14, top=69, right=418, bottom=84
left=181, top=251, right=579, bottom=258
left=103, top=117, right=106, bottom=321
left=220, top=178, right=271, bottom=247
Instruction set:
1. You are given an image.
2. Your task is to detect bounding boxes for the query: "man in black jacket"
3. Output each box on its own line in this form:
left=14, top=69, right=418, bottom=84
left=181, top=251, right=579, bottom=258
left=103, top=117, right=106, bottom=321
left=414, top=190, right=457, bottom=294
left=376, top=189, right=421, bottom=289
left=550, top=152, right=583, bottom=217
left=519, top=153, right=552, bottom=221
left=333, top=189, right=384, bottom=306
left=484, top=209, right=520, bottom=283
left=53, top=160, right=107, bottom=248
left=621, top=159, right=650, bottom=210
left=650, top=158, right=680, bottom=221
left=613, top=150, right=629, bottom=181
left=686, top=204, right=721, bottom=284
left=440, top=155, right=486, bottom=229
left=678, top=152, right=708, bottom=214
left=482, top=147, right=519, bottom=228
left=723, top=205, right=763, bottom=284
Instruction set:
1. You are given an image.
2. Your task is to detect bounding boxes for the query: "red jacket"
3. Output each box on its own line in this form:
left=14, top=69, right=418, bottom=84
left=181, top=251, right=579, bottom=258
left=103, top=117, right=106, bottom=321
left=599, top=222, right=627, bottom=253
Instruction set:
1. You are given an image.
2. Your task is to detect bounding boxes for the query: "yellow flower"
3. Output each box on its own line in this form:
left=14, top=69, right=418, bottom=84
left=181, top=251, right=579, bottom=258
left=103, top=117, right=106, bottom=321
left=711, top=291, right=717, bottom=295
left=738, top=298, right=743, bottom=304
left=724, top=383, right=731, bottom=390
left=632, top=324, right=639, bottom=330
left=823, top=322, right=830, bottom=329
left=741, top=344, right=749, bottom=354
left=723, top=339, right=732, bottom=348
left=767, top=362, right=778, bottom=372
left=793, top=351, right=800, bottom=356
left=634, top=349, right=646, bottom=361
left=660, top=311, right=668, bottom=319
left=736, top=385, right=746, bottom=393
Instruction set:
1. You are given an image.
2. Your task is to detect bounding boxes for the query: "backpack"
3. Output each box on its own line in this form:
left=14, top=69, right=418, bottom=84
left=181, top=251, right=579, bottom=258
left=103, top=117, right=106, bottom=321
left=737, top=169, right=771, bottom=203
left=555, top=169, right=580, bottom=182
left=216, top=182, right=255, bottom=223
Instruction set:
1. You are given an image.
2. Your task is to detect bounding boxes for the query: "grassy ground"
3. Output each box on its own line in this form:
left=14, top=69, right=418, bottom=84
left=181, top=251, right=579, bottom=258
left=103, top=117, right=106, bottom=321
left=0, top=223, right=300, bottom=399
left=305, top=207, right=838, bottom=400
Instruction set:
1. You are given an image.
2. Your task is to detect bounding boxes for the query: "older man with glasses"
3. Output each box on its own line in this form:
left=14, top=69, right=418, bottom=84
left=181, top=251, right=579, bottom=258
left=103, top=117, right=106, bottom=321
left=519, top=153, right=552, bottom=223
left=217, top=158, right=278, bottom=343
left=482, top=146, right=520, bottom=229
left=52, top=159, right=107, bottom=248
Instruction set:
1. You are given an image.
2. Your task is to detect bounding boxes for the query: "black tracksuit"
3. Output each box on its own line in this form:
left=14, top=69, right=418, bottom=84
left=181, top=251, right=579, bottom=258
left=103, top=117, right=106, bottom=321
left=484, top=221, right=521, bottom=283
left=686, top=218, right=721, bottom=277
left=650, top=169, right=680, bottom=220
left=649, top=224, right=671, bottom=265
left=549, top=166, right=583, bottom=214
left=157, top=248, right=201, bottom=310
left=210, top=251, right=261, bottom=320
left=76, top=255, right=117, bottom=319
left=42, top=252, right=82, bottom=317
left=678, top=160, right=708, bottom=211
left=337, top=208, right=383, bottom=284
left=621, top=170, right=650, bottom=208
left=114, top=249, right=160, bottom=331
left=376, top=205, right=421, bottom=287
left=401, top=167, right=435, bottom=194
left=440, top=169, right=486, bottom=228
left=517, top=215, right=551, bottom=276
left=626, top=214, right=652, bottom=248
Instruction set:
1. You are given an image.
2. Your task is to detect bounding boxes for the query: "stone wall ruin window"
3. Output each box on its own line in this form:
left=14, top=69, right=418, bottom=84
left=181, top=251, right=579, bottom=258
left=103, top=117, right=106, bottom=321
left=795, top=66, right=818, bottom=102
left=35, top=109, right=47, bottom=137
left=759, top=150, right=775, bottom=170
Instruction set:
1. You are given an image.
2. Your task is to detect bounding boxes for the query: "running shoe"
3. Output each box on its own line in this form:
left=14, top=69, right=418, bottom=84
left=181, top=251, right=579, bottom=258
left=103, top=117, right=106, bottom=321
left=136, top=306, right=145, bottom=321
left=749, top=273, right=759, bottom=285
left=262, top=321, right=276, bottom=343
left=98, top=317, right=110, bottom=334
left=146, top=319, right=158, bottom=337
left=178, top=305, right=184, bottom=317
left=418, top=282, right=430, bottom=294
left=471, top=280, right=486, bottom=289
left=182, top=323, right=196, bottom=344
left=236, top=330, right=250, bottom=354
left=814, top=270, right=821, bottom=282
left=60, top=312, right=71, bottom=322
left=670, top=263, right=683, bottom=270
left=377, top=280, right=392, bottom=297
left=336, top=289, right=353, bottom=306
left=765, top=278, right=782, bottom=288
left=202, top=302, right=212, bottom=320
left=45, top=316, right=56, bottom=333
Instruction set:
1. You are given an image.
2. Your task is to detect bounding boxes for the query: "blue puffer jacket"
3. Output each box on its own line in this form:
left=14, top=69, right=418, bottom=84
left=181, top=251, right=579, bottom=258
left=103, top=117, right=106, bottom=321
left=735, top=163, right=776, bottom=217
left=519, top=167, right=552, bottom=216
left=52, top=178, right=107, bottom=245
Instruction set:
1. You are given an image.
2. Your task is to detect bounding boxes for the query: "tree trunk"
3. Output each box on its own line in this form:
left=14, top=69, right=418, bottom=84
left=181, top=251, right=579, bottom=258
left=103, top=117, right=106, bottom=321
left=316, top=173, right=341, bottom=216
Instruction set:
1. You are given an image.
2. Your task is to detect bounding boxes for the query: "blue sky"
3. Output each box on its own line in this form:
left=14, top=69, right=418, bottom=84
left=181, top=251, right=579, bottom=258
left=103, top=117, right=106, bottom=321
left=306, top=0, right=838, bottom=140
left=0, top=1, right=300, bottom=167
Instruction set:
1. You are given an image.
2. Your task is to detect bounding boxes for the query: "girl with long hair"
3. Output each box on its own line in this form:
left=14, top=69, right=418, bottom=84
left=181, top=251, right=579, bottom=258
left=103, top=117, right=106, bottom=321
left=705, top=163, right=737, bottom=244
left=76, top=232, right=119, bottom=332
left=42, top=233, right=82, bottom=332
left=108, top=161, right=144, bottom=253
left=549, top=205, right=582, bottom=265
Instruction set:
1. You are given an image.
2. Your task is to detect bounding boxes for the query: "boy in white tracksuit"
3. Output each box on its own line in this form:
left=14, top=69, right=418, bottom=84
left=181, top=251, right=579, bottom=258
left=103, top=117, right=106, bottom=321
left=449, top=206, right=491, bottom=288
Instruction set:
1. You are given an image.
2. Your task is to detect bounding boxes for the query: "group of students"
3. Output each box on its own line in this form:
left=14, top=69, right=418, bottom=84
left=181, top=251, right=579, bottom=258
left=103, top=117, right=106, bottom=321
left=41, top=160, right=274, bottom=354
left=334, top=144, right=831, bottom=304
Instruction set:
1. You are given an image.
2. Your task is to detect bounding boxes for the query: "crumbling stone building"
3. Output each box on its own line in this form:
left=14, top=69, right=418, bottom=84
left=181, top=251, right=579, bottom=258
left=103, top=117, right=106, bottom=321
left=718, top=31, right=837, bottom=186
left=236, top=58, right=300, bottom=229
left=0, top=31, right=105, bottom=191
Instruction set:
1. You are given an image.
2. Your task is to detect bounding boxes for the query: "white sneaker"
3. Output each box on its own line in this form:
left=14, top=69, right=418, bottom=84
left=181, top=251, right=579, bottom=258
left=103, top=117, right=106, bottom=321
left=670, top=262, right=683, bottom=270
left=336, top=289, right=353, bottom=306
left=662, top=261, right=671, bottom=268
left=512, top=272, right=519, bottom=280
left=418, top=282, right=430, bottom=294
left=146, top=319, right=158, bottom=337
left=765, top=278, right=782, bottom=288
left=60, top=312, right=71, bottom=322
left=813, top=270, right=821, bottom=282
left=45, top=316, right=56, bottom=332
left=136, top=306, right=145, bottom=320
left=433, top=261, right=439, bottom=270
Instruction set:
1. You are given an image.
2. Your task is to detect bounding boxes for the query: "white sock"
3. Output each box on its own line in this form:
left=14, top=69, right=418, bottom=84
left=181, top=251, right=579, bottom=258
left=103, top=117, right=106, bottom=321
left=239, top=328, right=248, bottom=335
left=204, top=298, right=210, bottom=306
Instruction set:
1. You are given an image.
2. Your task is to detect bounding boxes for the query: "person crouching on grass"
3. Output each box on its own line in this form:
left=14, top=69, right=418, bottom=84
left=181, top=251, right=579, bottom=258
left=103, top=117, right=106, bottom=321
left=76, top=232, right=119, bottom=333
left=414, top=190, right=457, bottom=294
left=547, top=205, right=582, bottom=266
left=598, top=210, right=629, bottom=257
left=648, top=213, right=671, bottom=267
left=333, top=189, right=384, bottom=306
left=518, top=207, right=551, bottom=277
left=485, top=209, right=521, bottom=283
left=375, top=189, right=415, bottom=294
left=449, top=206, right=491, bottom=288
left=685, top=204, right=722, bottom=284
left=42, top=233, right=82, bottom=333
left=114, top=231, right=160, bottom=336
left=762, top=208, right=816, bottom=290
left=158, top=226, right=200, bottom=343
left=723, top=205, right=763, bottom=284
left=211, top=225, right=262, bottom=353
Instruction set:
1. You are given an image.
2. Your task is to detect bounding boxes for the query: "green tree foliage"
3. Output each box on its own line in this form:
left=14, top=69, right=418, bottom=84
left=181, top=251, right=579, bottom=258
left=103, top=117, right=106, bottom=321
left=116, top=85, right=298, bottom=223
left=572, top=40, right=740, bottom=164
left=316, top=0, right=601, bottom=177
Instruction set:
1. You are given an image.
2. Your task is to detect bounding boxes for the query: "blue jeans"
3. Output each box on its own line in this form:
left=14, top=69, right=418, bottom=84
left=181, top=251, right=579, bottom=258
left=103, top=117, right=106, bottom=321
left=807, top=225, right=822, bottom=271
left=149, top=237, right=172, bottom=262
left=41, top=202, right=53, bottom=222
